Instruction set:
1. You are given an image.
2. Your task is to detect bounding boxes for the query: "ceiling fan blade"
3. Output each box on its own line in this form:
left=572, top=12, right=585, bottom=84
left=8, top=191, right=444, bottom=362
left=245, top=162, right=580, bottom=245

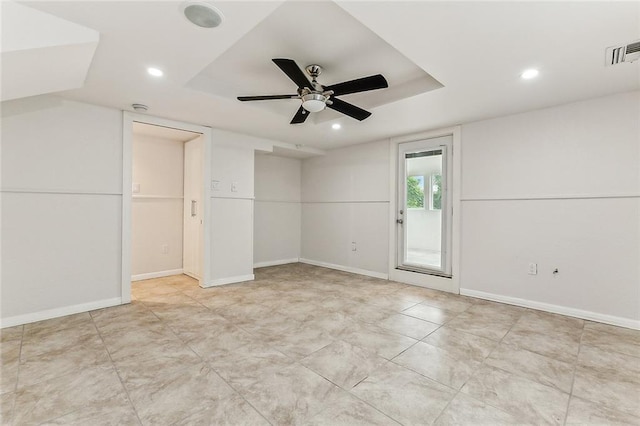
left=237, top=95, right=297, bottom=101
left=273, top=58, right=313, bottom=89
left=290, top=106, right=310, bottom=124
left=325, top=74, right=388, bottom=96
left=327, top=97, right=371, bottom=121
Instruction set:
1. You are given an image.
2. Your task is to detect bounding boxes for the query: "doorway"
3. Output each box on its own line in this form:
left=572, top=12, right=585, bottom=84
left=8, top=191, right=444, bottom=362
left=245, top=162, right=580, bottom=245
left=389, top=128, right=460, bottom=293
left=397, top=136, right=452, bottom=276
left=121, top=113, right=212, bottom=304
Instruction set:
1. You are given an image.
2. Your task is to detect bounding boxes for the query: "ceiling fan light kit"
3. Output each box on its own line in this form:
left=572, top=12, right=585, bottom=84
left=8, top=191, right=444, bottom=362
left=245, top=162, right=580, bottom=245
left=237, top=58, right=388, bottom=124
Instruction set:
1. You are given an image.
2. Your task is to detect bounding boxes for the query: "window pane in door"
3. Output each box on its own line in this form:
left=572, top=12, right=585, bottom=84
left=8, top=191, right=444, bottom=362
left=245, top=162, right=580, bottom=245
left=404, top=149, right=443, bottom=270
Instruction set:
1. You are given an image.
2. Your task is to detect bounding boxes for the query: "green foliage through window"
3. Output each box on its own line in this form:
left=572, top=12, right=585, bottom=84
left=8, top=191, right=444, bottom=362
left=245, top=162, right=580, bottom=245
left=431, top=174, right=442, bottom=210
left=407, top=176, right=424, bottom=208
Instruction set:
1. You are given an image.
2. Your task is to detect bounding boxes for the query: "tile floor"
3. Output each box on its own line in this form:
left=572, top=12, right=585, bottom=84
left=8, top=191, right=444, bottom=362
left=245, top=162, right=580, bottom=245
left=1, top=263, right=639, bottom=425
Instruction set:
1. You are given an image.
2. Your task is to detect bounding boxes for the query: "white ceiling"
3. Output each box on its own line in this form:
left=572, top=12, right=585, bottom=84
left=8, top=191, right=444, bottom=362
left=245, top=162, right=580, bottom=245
left=12, top=1, right=640, bottom=150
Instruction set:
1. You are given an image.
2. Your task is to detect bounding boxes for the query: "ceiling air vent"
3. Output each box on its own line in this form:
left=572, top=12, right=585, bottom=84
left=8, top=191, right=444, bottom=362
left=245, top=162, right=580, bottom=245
left=606, top=40, right=640, bottom=66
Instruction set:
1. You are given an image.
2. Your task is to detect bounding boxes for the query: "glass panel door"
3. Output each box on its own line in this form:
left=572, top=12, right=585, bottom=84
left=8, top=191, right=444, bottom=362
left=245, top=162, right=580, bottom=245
left=397, top=136, right=452, bottom=276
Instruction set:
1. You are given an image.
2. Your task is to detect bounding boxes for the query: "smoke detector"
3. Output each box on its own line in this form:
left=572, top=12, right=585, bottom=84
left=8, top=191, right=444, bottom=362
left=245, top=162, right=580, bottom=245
left=605, top=40, right=640, bottom=66
left=132, top=104, right=148, bottom=112
left=181, top=2, right=223, bottom=28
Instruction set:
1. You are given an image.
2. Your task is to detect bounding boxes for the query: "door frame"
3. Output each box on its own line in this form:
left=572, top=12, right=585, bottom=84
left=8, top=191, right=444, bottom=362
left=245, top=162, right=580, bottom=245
left=388, top=126, right=461, bottom=293
left=121, top=112, right=212, bottom=303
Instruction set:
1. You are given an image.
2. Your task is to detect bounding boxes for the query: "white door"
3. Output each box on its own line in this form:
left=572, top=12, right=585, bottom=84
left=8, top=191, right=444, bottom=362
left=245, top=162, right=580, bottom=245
left=396, top=135, right=453, bottom=277
left=183, top=136, right=203, bottom=280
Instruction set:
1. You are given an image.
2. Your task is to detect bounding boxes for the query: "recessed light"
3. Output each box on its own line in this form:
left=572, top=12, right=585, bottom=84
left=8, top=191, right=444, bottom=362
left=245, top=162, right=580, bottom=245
left=332, top=123, right=341, bottom=130
left=181, top=2, right=224, bottom=28
left=147, top=67, right=164, bottom=77
left=521, top=69, right=539, bottom=79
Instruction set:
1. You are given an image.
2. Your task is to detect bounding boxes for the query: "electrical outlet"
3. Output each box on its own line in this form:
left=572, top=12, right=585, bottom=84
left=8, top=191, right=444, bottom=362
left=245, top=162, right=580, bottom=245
left=351, top=242, right=357, bottom=251
left=211, top=180, right=220, bottom=191
left=528, top=262, right=537, bottom=275
left=161, top=244, right=169, bottom=254
left=132, top=183, right=140, bottom=194
left=231, top=182, right=238, bottom=192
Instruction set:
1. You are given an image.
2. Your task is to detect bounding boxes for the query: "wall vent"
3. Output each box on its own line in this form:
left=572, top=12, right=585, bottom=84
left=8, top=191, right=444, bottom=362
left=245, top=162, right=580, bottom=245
left=606, top=40, right=640, bottom=66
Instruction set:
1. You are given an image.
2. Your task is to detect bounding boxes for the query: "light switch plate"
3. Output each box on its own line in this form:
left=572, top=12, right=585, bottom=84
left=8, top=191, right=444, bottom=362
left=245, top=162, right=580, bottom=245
left=211, top=180, right=220, bottom=191
left=231, top=182, right=238, bottom=192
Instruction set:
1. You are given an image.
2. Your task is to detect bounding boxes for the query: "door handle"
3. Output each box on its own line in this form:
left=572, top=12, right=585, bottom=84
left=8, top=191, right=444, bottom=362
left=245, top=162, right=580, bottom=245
left=396, top=219, right=403, bottom=224
left=191, top=200, right=197, bottom=217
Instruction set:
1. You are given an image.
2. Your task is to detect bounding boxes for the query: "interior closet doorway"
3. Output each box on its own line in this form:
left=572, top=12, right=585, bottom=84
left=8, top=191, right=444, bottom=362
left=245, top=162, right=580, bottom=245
left=121, top=113, right=212, bottom=303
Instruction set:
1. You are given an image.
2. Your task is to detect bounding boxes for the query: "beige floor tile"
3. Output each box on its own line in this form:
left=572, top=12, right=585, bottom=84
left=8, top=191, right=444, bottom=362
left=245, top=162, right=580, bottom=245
left=565, top=395, right=640, bottom=425
left=23, top=312, right=92, bottom=339
left=208, top=341, right=294, bottom=390
left=173, top=393, right=268, bottom=426
left=20, top=322, right=102, bottom=359
left=0, top=326, right=23, bottom=343
left=445, top=310, right=518, bottom=341
left=339, top=321, right=418, bottom=360
left=186, top=323, right=257, bottom=360
left=301, top=340, right=387, bottom=389
left=92, top=305, right=161, bottom=334
left=125, top=363, right=237, bottom=426
left=17, top=343, right=111, bottom=389
left=582, top=322, right=640, bottom=358
left=234, top=363, right=342, bottom=425
left=1, top=392, right=15, bottom=424
left=460, top=365, right=569, bottom=425
left=12, top=365, right=126, bottom=425
left=393, top=341, right=481, bottom=389
left=1, top=339, right=21, bottom=394
left=112, top=341, right=202, bottom=384
left=419, top=292, right=474, bottom=313
left=40, top=396, right=141, bottom=425
left=422, top=326, right=497, bottom=362
left=502, top=326, right=581, bottom=364
left=485, top=343, right=575, bottom=393
left=100, top=323, right=184, bottom=361
left=402, top=304, right=459, bottom=325
left=571, top=346, right=640, bottom=417
left=351, top=361, right=456, bottom=425
left=577, top=344, right=640, bottom=381
left=341, top=303, right=398, bottom=324
left=376, top=313, right=441, bottom=340
left=434, top=393, right=528, bottom=425
left=308, top=390, right=400, bottom=425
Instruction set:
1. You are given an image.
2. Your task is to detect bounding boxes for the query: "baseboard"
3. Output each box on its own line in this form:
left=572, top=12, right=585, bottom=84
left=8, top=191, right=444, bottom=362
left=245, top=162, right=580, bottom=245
left=460, top=288, right=640, bottom=331
left=299, top=258, right=389, bottom=280
left=254, top=258, right=300, bottom=268
left=131, top=269, right=184, bottom=282
left=203, top=274, right=255, bottom=287
left=1, top=297, right=123, bottom=329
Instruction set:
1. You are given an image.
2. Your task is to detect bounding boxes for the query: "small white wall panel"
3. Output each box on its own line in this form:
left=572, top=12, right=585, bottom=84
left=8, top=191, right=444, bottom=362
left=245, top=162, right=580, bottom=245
left=210, top=198, right=254, bottom=281
left=462, top=90, right=640, bottom=199
left=1, top=193, right=121, bottom=318
left=461, top=198, right=640, bottom=321
left=131, top=199, right=183, bottom=276
left=1, top=97, right=122, bottom=193
left=254, top=201, right=301, bottom=264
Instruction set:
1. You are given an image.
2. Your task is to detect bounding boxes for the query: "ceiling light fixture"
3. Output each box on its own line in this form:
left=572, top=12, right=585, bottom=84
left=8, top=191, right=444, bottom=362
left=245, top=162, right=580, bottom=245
left=332, top=123, right=341, bottom=130
left=181, top=1, right=224, bottom=28
left=301, top=93, right=327, bottom=113
left=147, top=67, right=164, bottom=77
left=521, top=68, right=539, bottom=79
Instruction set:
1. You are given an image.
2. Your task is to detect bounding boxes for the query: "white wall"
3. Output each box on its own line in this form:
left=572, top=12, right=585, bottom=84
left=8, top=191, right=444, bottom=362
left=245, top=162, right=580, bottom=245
left=301, top=139, right=390, bottom=277
left=209, top=138, right=255, bottom=285
left=1, top=96, right=123, bottom=324
left=460, top=90, right=640, bottom=326
left=131, top=133, right=184, bottom=277
left=254, top=154, right=301, bottom=266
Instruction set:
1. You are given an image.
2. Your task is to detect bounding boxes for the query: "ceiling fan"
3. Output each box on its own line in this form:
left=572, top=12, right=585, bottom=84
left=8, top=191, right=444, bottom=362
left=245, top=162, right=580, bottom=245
left=237, top=58, right=388, bottom=124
